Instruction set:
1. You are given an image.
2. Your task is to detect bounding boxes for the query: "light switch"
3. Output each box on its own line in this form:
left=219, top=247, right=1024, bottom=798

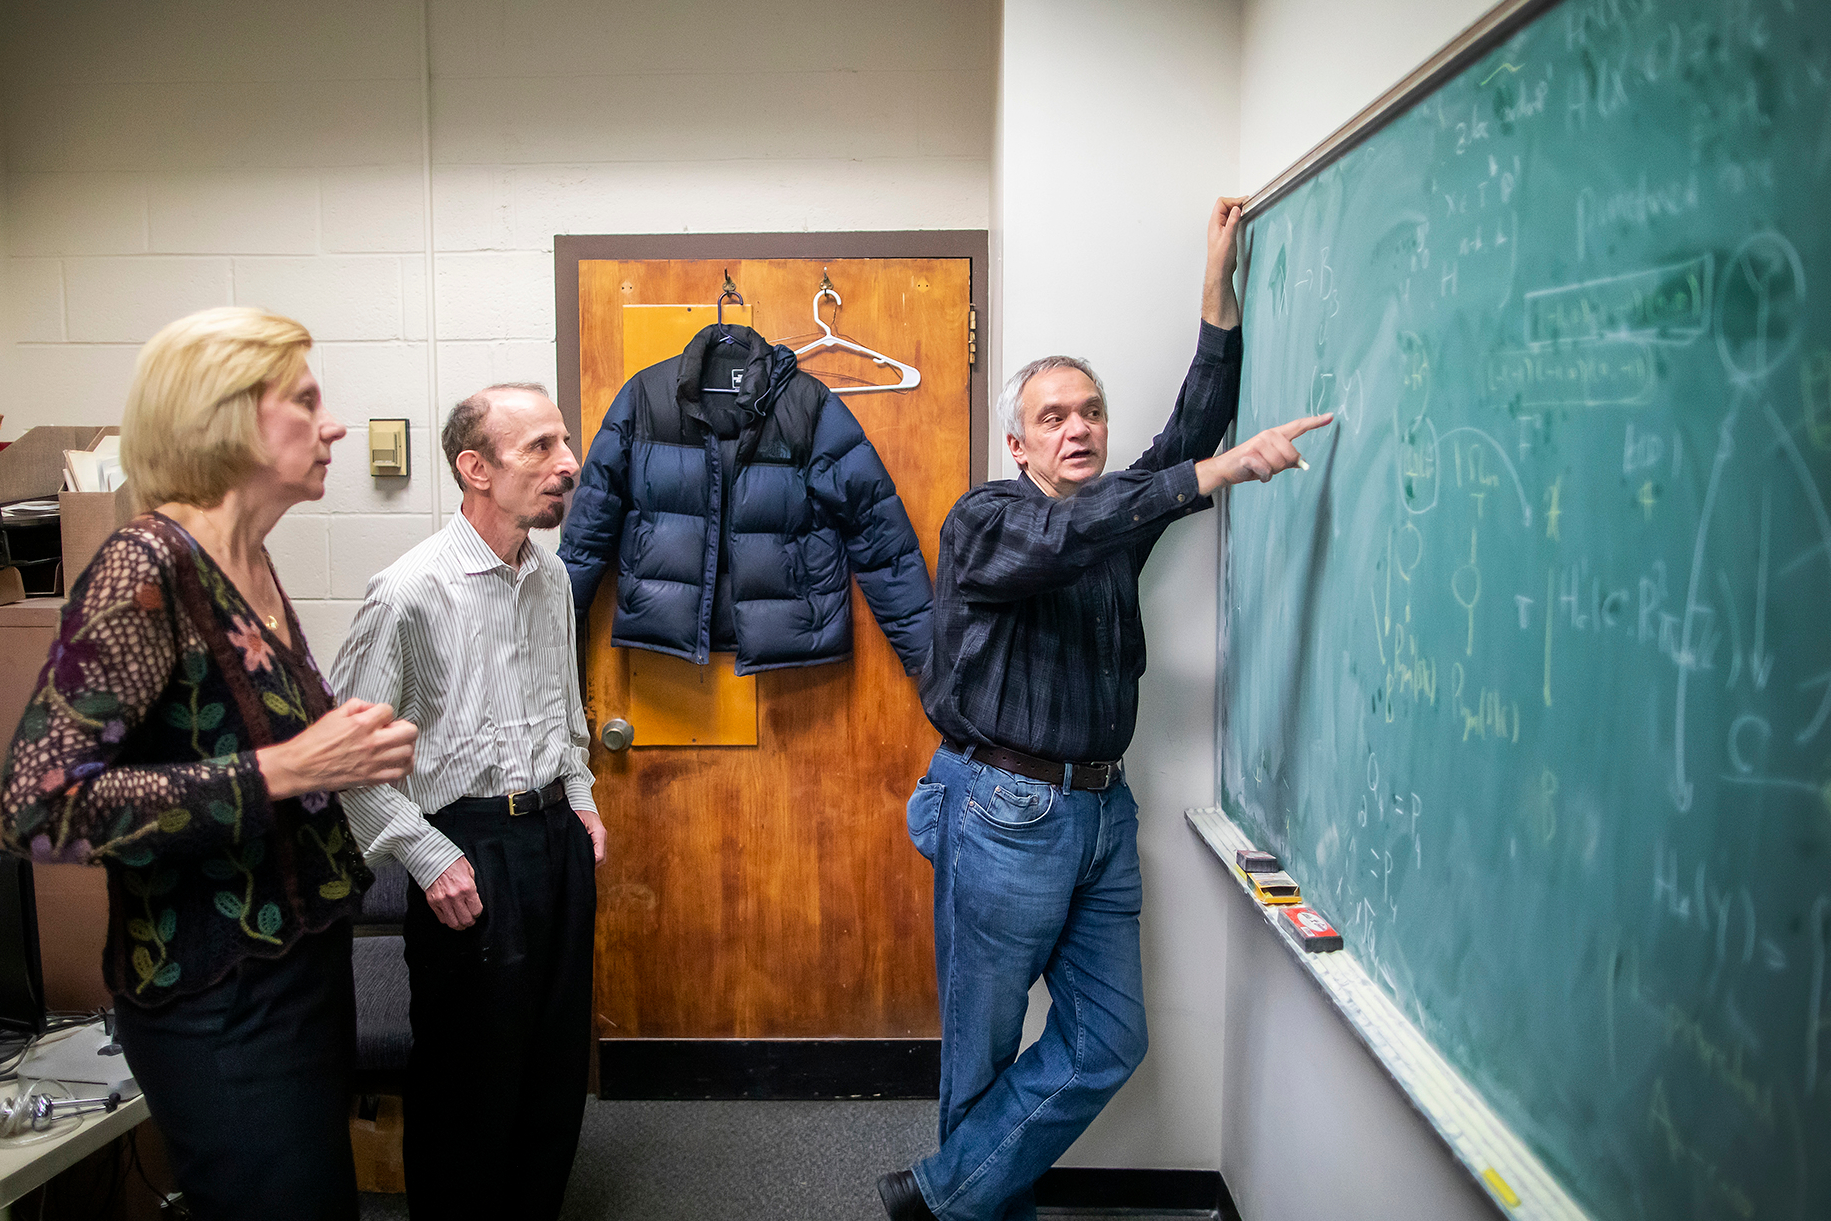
left=369, top=419, right=409, bottom=477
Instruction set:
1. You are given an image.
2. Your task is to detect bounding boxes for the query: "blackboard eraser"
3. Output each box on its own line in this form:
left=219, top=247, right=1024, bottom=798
left=1249, top=869, right=1303, bottom=905
left=1236, top=849, right=1280, bottom=873
left=1279, top=905, right=1343, bottom=952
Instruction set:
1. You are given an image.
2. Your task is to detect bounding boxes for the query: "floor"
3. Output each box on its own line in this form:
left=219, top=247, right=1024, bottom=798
left=356, top=1098, right=1212, bottom=1221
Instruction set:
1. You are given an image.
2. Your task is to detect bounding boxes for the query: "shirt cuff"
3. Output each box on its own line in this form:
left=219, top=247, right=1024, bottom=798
left=564, top=774, right=598, bottom=816
left=1195, top=318, right=1241, bottom=364
left=1160, top=459, right=1204, bottom=510
left=383, top=823, right=465, bottom=891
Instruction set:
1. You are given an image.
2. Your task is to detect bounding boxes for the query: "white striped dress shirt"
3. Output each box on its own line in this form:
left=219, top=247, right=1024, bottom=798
left=329, top=512, right=597, bottom=888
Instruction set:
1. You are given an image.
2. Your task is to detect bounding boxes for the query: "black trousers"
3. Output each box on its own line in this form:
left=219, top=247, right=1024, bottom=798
left=115, top=923, right=358, bottom=1221
left=403, top=795, right=597, bottom=1220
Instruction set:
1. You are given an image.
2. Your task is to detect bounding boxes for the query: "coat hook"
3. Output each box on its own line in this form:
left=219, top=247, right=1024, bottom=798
left=717, top=269, right=744, bottom=324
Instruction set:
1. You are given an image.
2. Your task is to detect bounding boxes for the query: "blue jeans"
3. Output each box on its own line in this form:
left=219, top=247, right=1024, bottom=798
left=905, top=743, right=1148, bottom=1221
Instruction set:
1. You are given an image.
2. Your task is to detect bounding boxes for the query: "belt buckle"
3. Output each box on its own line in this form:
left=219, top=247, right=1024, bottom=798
left=1081, top=763, right=1114, bottom=792
left=507, top=789, right=537, bottom=817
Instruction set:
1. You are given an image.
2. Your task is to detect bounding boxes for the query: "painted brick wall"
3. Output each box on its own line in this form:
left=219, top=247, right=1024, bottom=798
left=1, top=0, right=994, bottom=660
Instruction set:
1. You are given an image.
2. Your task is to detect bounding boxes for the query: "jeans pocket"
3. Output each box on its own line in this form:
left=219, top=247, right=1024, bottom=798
left=970, top=781, right=1055, bottom=831
left=906, top=777, right=944, bottom=861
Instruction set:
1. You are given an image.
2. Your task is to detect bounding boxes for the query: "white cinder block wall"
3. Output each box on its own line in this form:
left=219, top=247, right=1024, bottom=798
left=1, top=0, right=994, bottom=661
left=2, top=1, right=436, bottom=656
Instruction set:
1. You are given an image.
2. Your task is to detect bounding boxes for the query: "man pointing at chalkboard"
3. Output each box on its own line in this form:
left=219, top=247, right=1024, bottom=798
left=878, top=196, right=1332, bottom=1221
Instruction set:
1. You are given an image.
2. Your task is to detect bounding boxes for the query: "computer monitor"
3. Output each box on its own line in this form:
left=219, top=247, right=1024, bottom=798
left=0, top=859, right=48, bottom=1038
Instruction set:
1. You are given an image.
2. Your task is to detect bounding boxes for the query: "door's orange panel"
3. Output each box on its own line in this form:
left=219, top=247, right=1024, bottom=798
left=622, top=303, right=752, bottom=371
left=626, top=651, right=757, bottom=747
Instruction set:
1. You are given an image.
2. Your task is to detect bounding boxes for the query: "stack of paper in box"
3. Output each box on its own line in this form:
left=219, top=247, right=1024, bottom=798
left=63, top=436, right=124, bottom=493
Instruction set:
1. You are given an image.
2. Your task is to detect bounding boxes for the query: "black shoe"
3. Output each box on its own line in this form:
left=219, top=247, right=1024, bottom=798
left=877, top=1169, right=938, bottom=1221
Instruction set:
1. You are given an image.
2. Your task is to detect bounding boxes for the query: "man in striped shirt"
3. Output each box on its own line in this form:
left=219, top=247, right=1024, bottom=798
left=332, top=383, right=604, bottom=1219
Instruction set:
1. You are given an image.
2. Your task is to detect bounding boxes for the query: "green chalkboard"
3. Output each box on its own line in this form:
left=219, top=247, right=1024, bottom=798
left=1221, top=0, right=1831, bottom=1217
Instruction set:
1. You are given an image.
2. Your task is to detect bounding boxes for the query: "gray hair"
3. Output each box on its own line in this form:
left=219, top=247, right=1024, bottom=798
left=997, top=356, right=1107, bottom=442
left=443, top=381, right=550, bottom=489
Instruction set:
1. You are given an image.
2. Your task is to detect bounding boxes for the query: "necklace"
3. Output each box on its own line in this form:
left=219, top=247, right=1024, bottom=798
left=171, top=508, right=281, bottom=636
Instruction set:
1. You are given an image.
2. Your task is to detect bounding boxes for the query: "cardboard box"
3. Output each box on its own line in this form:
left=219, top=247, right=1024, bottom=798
left=0, top=425, right=127, bottom=596
left=0, top=426, right=116, bottom=502
left=58, top=485, right=137, bottom=589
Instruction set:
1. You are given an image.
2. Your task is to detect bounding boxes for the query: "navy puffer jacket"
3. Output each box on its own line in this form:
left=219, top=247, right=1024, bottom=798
left=558, top=324, right=933, bottom=676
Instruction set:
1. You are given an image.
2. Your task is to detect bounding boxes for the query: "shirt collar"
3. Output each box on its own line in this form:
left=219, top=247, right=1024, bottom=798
left=447, top=511, right=535, bottom=578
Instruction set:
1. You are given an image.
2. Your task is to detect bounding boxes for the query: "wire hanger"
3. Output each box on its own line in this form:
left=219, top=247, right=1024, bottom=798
left=792, top=269, right=921, bottom=395
left=702, top=270, right=749, bottom=395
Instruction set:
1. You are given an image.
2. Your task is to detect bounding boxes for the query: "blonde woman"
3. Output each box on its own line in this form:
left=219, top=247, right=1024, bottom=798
left=0, top=307, right=417, bottom=1221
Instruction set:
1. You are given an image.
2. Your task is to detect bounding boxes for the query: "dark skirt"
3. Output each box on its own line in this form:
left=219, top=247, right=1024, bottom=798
left=114, top=922, right=358, bottom=1221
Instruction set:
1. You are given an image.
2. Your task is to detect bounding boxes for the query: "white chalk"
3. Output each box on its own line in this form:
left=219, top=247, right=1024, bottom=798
left=1297, top=458, right=1311, bottom=471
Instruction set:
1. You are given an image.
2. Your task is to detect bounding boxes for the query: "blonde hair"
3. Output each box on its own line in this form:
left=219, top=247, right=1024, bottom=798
left=121, top=306, right=313, bottom=510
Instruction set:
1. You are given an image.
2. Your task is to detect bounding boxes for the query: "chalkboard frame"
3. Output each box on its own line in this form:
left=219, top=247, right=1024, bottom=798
left=1245, top=0, right=1558, bottom=222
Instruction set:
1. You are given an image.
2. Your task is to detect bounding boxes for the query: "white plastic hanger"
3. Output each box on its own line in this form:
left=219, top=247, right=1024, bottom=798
left=792, top=276, right=921, bottom=395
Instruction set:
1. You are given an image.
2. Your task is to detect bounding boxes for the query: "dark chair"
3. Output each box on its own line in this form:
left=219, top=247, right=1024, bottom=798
left=352, top=860, right=412, bottom=1111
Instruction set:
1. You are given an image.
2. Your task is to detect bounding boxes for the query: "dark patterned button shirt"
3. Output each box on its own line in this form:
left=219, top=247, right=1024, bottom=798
left=920, top=322, right=1243, bottom=764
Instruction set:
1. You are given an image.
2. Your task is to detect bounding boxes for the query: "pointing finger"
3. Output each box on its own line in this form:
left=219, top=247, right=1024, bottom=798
left=1273, top=413, right=1336, bottom=440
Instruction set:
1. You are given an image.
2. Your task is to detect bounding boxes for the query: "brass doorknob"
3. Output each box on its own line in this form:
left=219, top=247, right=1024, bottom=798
left=600, top=718, right=634, bottom=752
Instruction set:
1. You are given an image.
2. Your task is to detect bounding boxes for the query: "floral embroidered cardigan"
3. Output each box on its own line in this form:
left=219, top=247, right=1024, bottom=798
left=0, top=513, right=371, bottom=1007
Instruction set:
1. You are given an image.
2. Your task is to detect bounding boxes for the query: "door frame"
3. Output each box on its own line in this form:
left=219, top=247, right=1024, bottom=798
left=553, top=232, right=988, bottom=1099
left=554, top=230, right=991, bottom=486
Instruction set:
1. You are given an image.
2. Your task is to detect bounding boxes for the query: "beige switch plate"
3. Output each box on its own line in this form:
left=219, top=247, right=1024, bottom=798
left=368, top=419, right=409, bottom=477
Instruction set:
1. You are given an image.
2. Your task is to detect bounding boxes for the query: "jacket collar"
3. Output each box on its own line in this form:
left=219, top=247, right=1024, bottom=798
left=675, top=324, right=793, bottom=422
left=675, top=323, right=804, bottom=468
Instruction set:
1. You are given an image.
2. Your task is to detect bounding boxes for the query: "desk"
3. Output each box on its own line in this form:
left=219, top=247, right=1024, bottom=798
left=0, top=1021, right=150, bottom=1211
left=0, top=1091, right=148, bottom=1210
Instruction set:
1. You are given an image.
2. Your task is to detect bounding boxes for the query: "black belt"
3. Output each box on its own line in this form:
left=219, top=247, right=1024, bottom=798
left=943, top=739, right=1120, bottom=792
left=439, top=778, right=568, bottom=819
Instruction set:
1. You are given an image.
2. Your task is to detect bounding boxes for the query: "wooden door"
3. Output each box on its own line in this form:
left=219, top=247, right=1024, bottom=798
left=577, top=258, right=970, bottom=1059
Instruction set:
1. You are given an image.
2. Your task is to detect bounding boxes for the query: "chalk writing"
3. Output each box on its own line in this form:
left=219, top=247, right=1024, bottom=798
left=1651, top=841, right=1785, bottom=977
left=1752, top=487, right=1774, bottom=689
left=1452, top=528, right=1482, bottom=655
left=1636, top=479, right=1659, bottom=520
left=1647, top=1078, right=1756, bottom=1218
left=1621, top=422, right=1680, bottom=477
left=1451, top=662, right=1521, bottom=744
left=1714, top=233, right=1806, bottom=385
left=1497, top=73, right=1551, bottom=125
left=1810, top=897, right=1830, bottom=1095
left=1382, top=621, right=1439, bottom=719
left=1487, top=342, right=1656, bottom=407
left=1664, top=1006, right=1775, bottom=1127
left=1575, top=176, right=1700, bottom=262
left=1542, top=566, right=1554, bottom=707
left=1803, top=349, right=1831, bottom=452
left=1525, top=257, right=1711, bottom=345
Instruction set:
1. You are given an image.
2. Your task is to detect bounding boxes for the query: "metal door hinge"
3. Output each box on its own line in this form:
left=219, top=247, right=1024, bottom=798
left=968, top=306, right=978, bottom=366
